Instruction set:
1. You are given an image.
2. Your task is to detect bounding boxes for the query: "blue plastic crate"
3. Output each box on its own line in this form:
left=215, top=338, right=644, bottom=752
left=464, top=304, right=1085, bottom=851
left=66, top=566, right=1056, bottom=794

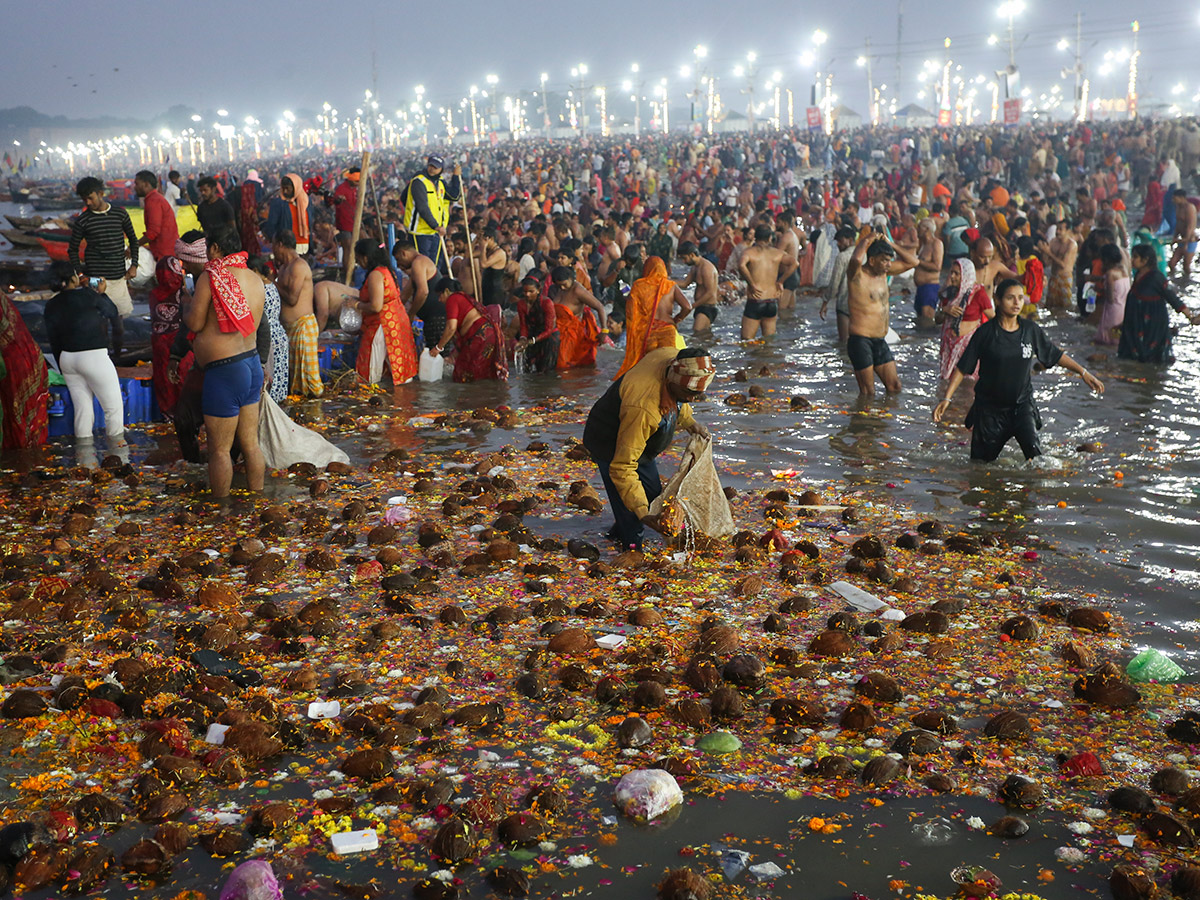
left=46, top=374, right=160, bottom=438
left=318, top=337, right=357, bottom=376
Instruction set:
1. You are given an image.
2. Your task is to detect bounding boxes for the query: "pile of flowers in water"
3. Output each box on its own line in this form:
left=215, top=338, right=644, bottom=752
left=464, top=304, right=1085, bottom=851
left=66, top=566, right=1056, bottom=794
left=0, top=398, right=1198, bottom=900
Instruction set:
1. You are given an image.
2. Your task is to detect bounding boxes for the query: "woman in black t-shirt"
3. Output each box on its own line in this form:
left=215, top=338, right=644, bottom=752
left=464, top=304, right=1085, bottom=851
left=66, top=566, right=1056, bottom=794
left=43, top=261, right=126, bottom=442
left=933, top=278, right=1104, bottom=462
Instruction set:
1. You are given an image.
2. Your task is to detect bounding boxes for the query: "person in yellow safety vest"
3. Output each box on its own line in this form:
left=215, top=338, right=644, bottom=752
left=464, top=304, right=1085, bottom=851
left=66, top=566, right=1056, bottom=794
left=404, top=154, right=462, bottom=274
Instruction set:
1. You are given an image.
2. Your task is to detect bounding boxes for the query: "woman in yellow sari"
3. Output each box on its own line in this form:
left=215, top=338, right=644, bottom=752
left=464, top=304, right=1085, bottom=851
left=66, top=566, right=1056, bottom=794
left=614, top=256, right=689, bottom=379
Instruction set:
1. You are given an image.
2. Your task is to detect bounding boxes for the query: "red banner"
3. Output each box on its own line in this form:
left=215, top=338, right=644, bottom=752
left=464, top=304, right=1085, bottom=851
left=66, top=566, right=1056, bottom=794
left=806, top=107, right=822, bottom=130
left=937, top=109, right=952, bottom=127
left=1003, top=98, right=1022, bottom=125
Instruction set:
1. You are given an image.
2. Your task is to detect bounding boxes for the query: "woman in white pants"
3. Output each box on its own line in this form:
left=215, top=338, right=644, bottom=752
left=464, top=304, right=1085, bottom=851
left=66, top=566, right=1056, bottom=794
left=44, top=262, right=126, bottom=442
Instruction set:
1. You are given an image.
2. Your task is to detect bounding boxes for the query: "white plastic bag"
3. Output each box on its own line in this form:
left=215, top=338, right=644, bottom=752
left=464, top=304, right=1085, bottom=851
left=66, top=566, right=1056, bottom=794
left=339, top=303, right=362, bottom=334
left=257, top=391, right=350, bottom=470
left=649, top=434, right=735, bottom=537
left=614, top=769, right=683, bottom=821
left=418, top=348, right=444, bottom=382
left=129, top=247, right=156, bottom=288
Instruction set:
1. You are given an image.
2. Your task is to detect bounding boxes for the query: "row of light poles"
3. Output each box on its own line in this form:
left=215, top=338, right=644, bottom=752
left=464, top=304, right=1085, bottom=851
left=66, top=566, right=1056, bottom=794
left=28, top=13, right=1169, bottom=175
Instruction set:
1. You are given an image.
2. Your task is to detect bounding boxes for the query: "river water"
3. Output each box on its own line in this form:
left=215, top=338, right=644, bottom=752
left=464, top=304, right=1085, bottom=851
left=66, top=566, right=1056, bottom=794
left=5, top=195, right=1200, bottom=899
left=386, top=285, right=1200, bottom=654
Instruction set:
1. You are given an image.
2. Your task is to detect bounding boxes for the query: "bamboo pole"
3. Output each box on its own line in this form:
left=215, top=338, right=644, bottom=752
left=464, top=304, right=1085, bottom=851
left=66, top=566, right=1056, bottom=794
left=366, top=171, right=387, bottom=247
left=455, top=164, right=480, bottom=300
left=343, top=150, right=371, bottom=286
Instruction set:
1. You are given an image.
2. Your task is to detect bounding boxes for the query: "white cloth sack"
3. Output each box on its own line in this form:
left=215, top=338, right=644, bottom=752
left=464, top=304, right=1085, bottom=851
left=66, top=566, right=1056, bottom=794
left=129, top=247, right=156, bottom=288
left=258, top=391, right=349, bottom=469
left=649, top=434, right=735, bottom=537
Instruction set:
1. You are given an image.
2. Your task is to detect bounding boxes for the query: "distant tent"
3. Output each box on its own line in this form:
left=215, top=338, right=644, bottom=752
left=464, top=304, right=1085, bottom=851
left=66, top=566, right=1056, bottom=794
left=832, top=105, right=863, bottom=131
left=894, top=104, right=937, bottom=128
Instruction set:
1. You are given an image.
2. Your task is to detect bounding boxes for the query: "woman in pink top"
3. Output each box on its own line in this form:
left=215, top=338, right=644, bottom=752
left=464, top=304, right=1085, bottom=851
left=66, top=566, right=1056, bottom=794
left=1096, top=244, right=1130, bottom=345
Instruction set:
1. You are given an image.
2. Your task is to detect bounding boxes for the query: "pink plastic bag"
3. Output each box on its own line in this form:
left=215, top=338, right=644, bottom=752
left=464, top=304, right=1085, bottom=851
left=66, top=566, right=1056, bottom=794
left=219, top=861, right=282, bottom=900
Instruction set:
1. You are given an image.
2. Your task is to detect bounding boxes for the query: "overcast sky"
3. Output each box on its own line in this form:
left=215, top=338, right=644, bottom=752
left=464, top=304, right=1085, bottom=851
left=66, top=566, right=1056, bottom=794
left=3, top=0, right=1193, bottom=122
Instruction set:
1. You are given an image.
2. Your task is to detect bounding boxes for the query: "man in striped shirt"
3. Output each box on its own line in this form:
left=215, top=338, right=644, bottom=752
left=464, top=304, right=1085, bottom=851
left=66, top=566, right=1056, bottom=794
left=68, top=176, right=139, bottom=315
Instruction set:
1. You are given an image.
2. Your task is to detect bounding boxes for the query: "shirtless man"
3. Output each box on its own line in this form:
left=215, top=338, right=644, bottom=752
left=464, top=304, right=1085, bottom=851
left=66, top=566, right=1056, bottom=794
left=596, top=225, right=622, bottom=286
left=738, top=224, right=798, bottom=340
left=183, top=225, right=265, bottom=498
left=775, top=211, right=802, bottom=311
left=969, top=237, right=1018, bottom=295
left=913, top=218, right=944, bottom=327
left=1038, top=223, right=1078, bottom=309
left=845, top=232, right=918, bottom=396
left=273, top=229, right=321, bottom=398
left=677, top=241, right=719, bottom=332
left=396, top=241, right=444, bottom=321
left=1170, top=189, right=1198, bottom=280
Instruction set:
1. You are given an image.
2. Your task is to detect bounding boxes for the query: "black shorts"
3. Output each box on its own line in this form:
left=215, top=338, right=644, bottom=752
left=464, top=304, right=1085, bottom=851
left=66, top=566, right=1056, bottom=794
left=965, top=400, right=1042, bottom=462
left=782, top=271, right=800, bottom=290
left=744, top=298, right=779, bottom=320
left=693, top=304, right=718, bottom=323
left=846, top=334, right=894, bottom=371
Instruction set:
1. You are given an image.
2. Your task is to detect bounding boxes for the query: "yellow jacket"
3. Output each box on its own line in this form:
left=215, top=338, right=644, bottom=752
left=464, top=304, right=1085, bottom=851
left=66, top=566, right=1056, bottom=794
left=605, top=348, right=696, bottom=519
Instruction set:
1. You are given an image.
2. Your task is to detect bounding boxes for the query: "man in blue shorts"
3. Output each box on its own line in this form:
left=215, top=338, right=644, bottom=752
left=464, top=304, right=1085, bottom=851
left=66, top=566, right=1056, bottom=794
left=846, top=232, right=918, bottom=396
left=184, top=225, right=266, bottom=498
left=913, top=218, right=944, bottom=327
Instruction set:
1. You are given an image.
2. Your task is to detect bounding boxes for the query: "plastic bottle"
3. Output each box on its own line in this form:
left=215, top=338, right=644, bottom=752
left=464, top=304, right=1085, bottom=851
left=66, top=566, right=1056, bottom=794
left=1083, top=283, right=1097, bottom=314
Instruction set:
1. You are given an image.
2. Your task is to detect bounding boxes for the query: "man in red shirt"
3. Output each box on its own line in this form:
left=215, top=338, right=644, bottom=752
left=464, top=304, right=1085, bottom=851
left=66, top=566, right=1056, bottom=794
left=135, top=170, right=178, bottom=262
left=333, top=167, right=361, bottom=278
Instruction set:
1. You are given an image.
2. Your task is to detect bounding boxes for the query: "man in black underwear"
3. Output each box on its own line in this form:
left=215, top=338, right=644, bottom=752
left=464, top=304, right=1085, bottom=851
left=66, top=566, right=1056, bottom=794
left=737, top=224, right=797, bottom=340
left=845, top=231, right=918, bottom=397
left=677, top=241, right=720, bottom=332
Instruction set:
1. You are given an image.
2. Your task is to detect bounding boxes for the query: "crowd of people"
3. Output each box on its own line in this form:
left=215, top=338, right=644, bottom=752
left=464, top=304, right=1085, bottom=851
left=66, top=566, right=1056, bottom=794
left=3, top=115, right=1200, bottom=496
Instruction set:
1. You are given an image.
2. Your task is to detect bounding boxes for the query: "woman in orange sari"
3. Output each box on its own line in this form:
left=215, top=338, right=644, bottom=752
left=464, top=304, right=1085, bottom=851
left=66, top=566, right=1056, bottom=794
left=351, top=240, right=418, bottom=386
left=614, top=255, right=690, bottom=380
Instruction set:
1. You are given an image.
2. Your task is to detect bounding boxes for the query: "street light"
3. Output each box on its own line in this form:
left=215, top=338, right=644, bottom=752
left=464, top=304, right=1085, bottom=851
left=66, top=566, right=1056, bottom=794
left=997, top=0, right=1025, bottom=68
left=570, top=64, right=589, bottom=134
left=806, top=30, right=834, bottom=132
left=690, top=45, right=708, bottom=128
left=540, top=72, right=550, bottom=136
left=485, top=73, right=499, bottom=120
left=628, top=63, right=648, bottom=137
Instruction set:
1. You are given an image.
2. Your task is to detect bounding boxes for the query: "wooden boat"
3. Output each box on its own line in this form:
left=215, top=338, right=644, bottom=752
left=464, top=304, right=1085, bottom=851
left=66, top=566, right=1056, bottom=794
left=3, top=215, right=44, bottom=229
left=1, top=229, right=45, bottom=248
left=38, top=238, right=72, bottom=262
left=33, top=197, right=83, bottom=211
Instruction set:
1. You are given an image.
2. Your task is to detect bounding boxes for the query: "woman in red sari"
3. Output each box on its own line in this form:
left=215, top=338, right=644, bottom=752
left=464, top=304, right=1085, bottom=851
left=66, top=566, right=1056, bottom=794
left=426, top=276, right=507, bottom=382
left=148, top=256, right=188, bottom=416
left=0, top=290, right=49, bottom=448
left=350, top=240, right=418, bottom=386
left=238, top=172, right=263, bottom=256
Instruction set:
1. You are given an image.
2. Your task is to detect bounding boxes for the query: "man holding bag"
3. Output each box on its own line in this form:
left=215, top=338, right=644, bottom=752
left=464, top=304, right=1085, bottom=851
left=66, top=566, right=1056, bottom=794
left=583, top=347, right=715, bottom=550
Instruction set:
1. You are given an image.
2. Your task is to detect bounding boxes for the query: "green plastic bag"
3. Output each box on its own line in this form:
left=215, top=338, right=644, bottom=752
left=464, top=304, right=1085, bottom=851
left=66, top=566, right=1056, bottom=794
left=1126, top=649, right=1185, bottom=683
left=48, top=371, right=66, bottom=386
